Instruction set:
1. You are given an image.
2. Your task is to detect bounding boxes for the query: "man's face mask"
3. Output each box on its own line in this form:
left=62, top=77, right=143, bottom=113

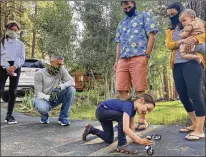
left=124, top=5, right=136, bottom=17
left=47, top=65, right=61, bottom=75
left=6, top=30, right=18, bottom=39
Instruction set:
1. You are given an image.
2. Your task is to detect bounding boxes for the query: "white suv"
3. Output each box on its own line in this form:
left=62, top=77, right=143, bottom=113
left=2, top=58, right=45, bottom=102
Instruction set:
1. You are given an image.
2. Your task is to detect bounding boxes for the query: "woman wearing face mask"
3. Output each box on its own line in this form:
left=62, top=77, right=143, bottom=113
left=0, top=21, right=25, bottom=124
left=166, top=2, right=206, bottom=141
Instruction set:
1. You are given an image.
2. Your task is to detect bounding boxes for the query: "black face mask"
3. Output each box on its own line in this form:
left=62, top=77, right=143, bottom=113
left=124, top=5, right=136, bottom=17
left=169, top=13, right=180, bottom=28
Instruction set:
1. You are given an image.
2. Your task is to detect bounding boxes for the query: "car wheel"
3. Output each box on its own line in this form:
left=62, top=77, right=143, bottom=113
left=2, top=93, right=9, bottom=102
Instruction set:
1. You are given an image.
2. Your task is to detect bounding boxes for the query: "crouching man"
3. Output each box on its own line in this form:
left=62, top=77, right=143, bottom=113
left=33, top=55, right=75, bottom=126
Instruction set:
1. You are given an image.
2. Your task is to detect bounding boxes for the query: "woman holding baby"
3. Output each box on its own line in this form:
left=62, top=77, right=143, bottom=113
left=165, top=2, right=206, bottom=141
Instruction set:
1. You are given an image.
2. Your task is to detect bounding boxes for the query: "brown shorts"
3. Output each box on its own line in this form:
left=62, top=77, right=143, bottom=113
left=115, top=56, right=148, bottom=92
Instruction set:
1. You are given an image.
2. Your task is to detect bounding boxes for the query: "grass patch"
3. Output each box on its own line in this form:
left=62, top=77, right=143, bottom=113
left=146, top=101, right=189, bottom=125
left=15, top=101, right=188, bottom=125
left=70, top=105, right=97, bottom=120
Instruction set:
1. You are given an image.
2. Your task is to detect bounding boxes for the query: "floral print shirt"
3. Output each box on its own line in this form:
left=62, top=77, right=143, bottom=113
left=114, top=10, right=158, bottom=58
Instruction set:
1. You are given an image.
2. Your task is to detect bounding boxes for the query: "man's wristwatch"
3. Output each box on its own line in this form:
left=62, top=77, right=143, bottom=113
left=146, top=54, right=150, bottom=58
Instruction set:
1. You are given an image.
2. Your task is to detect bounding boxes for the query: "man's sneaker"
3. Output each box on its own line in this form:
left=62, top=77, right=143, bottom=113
left=40, top=113, right=49, bottom=124
left=58, top=118, right=70, bottom=126
left=82, top=124, right=94, bottom=141
left=5, top=115, right=17, bottom=124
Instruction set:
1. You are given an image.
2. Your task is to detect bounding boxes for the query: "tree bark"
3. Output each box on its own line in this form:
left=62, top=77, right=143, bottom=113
left=187, top=1, right=206, bottom=20
left=31, top=1, right=37, bottom=58
left=0, top=1, right=2, bottom=38
left=163, top=66, right=169, bottom=100
left=4, top=2, right=8, bottom=25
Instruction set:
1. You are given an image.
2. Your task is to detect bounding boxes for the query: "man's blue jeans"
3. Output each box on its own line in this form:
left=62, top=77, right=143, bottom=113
left=33, top=86, right=76, bottom=120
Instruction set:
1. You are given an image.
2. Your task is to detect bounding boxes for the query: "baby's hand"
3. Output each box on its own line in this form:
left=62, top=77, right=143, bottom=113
left=185, top=43, right=193, bottom=54
left=179, top=44, right=185, bottom=53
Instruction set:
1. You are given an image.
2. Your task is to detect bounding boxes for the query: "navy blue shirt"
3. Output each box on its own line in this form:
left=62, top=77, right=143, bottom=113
left=99, top=99, right=136, bottom=117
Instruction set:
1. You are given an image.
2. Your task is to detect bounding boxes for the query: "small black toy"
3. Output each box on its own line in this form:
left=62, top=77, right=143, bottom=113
left=145, top=133, right=161, bottom=155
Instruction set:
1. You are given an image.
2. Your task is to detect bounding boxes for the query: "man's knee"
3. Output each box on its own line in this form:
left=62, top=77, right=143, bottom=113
left=33, top=99, right=50, bottom=114
left=66, top=86, right=76, bottom=95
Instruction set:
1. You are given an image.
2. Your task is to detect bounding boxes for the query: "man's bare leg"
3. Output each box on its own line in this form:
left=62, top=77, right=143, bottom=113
left=118, top=91, right=129, bottom=100
left=136, top=91, right=148, bottom=130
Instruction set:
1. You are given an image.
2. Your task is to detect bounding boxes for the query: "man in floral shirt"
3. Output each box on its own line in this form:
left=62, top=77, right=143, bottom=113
left=114, top=1, right=158, bottom=131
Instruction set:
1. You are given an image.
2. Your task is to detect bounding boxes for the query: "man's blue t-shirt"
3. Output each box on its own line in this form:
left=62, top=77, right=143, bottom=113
left=98, top=99, right=136, bottom=117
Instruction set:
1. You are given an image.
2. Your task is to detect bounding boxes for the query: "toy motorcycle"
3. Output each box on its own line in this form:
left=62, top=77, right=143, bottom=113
left=145, top=133, right=161, bottom=155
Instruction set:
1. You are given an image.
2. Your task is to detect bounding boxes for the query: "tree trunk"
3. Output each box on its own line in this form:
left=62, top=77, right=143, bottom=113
left=31, top=1, right=37, bottom=58
left=163, top=66, right=169, bottom=100
left=19, top=1, right=23, bottom=41
left=11, top=1, right=15, bottom=20
left=104, top=72, right=108, bottom=99
left=0, top=1, right=2, bottom=38
left=168, top=74, right=172, bottom=99
left=187, top=1, right=206, bottom=20
left=173, top=83, right=178, bottom=99
left=160, top=67, right=164, bottom=98
left=4, top=2, right=8, bottom=25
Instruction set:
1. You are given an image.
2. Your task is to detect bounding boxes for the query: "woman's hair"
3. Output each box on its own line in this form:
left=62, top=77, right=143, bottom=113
left=167, top=2, right=184, bottom=30
left=5, top=21, right=20, bottom=30
left=167, top=2, right=184, bottom=13
left=127, top=93, right=156, bottom=107
left=1, top=21, right=20, bottom=47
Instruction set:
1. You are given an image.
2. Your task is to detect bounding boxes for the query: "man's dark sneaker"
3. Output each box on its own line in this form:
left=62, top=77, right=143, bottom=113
left=5, top=115, right=17, bottom=124
left=82, top=124, right=94, bottom=141
left=58, top=118, right=70, bottom=126
left=40, top=113, right=49, bottom=124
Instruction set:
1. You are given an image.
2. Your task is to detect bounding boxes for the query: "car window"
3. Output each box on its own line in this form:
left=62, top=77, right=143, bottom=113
left=22, top=60, right=45, bottom=68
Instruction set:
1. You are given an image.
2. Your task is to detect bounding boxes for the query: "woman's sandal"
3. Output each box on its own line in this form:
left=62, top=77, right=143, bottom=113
left=179, top=127, right=195, bottom=133
left=185, top=133, right=205, bottom=141
left=117, top=145, right=138, bottom=154
left=135, top=122, right=149, bottom=131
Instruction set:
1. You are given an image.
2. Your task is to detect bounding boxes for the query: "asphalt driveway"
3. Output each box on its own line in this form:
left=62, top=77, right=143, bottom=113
left=1, top=108, right=205, bottom=156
